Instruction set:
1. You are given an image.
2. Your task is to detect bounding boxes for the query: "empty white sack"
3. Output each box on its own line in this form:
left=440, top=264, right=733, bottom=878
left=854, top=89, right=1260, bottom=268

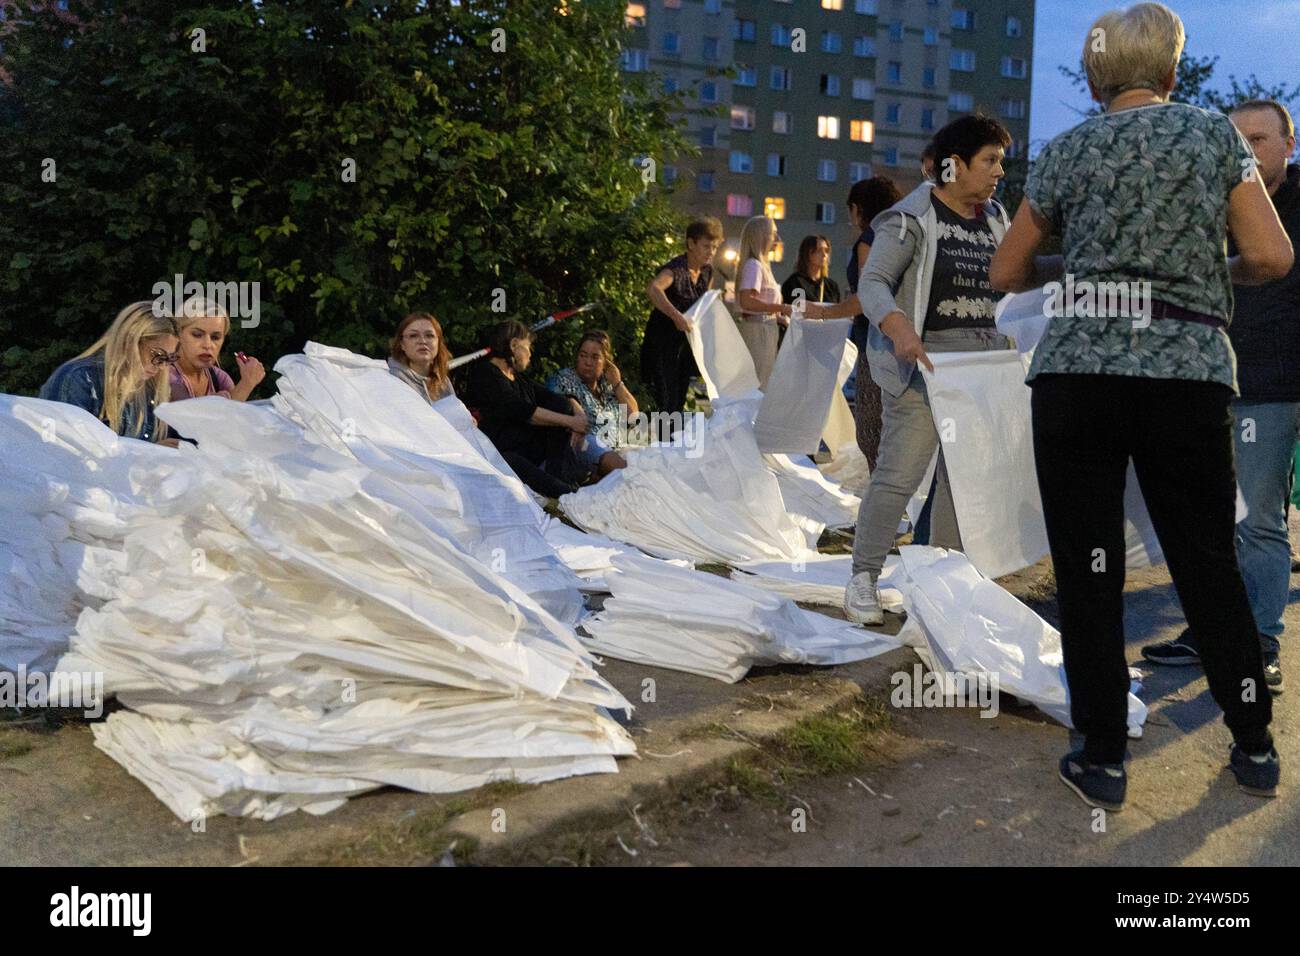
left=891, top=545, right=1148, bottom=737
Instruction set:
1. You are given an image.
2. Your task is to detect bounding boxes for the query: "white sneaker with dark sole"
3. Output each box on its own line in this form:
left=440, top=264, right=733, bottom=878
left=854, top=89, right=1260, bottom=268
left=844, top=572, right=884, bottom=626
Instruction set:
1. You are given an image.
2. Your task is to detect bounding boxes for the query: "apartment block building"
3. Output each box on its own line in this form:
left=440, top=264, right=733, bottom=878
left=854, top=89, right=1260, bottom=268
left=622, top=0, right=1034, bottom=274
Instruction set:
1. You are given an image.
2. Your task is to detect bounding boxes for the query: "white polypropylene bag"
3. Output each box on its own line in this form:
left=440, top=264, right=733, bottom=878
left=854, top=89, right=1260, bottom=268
left=920, top=350, right=1048, bottom=579
left=581, top=554, right=899, bottom=682
left=892, top=546, right=1148, bottom=737
left=684, top=290, right=761, bottom=401
left=753, top=317, right=854, bottom=454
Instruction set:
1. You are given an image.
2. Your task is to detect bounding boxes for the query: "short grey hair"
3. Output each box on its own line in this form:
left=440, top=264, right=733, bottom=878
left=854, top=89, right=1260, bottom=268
left=1083, top=3, right=1185, bottom=104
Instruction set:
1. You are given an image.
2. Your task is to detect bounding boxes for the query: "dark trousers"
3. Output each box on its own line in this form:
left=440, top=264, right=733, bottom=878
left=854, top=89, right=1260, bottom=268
left=501, top=429, right=590, bottom=500
left=1031, top=374, right=1273, bottom=764
left=640, top=325, right=698, bottom=441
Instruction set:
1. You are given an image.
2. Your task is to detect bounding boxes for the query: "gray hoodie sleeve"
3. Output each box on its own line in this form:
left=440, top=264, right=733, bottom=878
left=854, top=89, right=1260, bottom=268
left=858, top=211, right=919, bottom=329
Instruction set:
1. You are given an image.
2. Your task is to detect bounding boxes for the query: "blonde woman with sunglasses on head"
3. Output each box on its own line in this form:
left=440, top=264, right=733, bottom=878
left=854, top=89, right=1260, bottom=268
left=39, top=301, right=181, bottom=445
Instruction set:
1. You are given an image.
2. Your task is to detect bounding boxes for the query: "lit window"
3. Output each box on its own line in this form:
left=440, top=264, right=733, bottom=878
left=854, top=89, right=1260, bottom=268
left=726, top=193, right=753, bottom=216
left=730, top=151, right=754, bottom=174
left=818, top=115, right=841, bottom=139
left=768, top=241, right=785, bottom=263
left=731, top=105, right=756, bottom=130
left=817, top=159, right=837, bottom=182
left=764, top=197, right=786, bottom=220
left=625, top=3, right=647, bottom=27
left=821, top=0, right=844, bottom=9
left=850, top=119, right=874, bottom=142
left=773, top=111, right=792, bottom=134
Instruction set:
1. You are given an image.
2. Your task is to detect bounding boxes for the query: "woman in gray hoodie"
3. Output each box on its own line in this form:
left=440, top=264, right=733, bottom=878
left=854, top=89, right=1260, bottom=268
left=843, top=114, right=1022, bottom=626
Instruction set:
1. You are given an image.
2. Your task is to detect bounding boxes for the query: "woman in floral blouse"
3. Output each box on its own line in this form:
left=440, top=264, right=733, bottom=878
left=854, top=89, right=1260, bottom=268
left=991, top=2, right=1292, bottom=809
left=547, top=330, right=639, bottom=476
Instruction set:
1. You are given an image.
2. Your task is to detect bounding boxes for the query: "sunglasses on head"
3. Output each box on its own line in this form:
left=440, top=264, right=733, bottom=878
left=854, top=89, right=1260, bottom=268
left=149, top=347, right=181, bottom=366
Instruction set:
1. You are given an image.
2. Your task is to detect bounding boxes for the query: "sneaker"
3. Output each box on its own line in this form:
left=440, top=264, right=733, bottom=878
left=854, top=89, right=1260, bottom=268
left=1058, top=750, right=1126, bottom=811
left=1263, top=655, right=1284, bottom=695
left=843, top=572, right=884, bottom=626
left=1141, top=628, right=1201, bottom=666
left=1228, top=744, right=1280, bottom=797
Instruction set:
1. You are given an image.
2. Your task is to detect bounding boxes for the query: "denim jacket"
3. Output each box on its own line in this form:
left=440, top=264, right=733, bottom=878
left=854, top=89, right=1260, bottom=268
left=38, top=354, right=164, bottom=441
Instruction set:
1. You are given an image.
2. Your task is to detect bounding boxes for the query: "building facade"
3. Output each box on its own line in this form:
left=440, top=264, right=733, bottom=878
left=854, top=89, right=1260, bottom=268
left=622, top=0, right=1033, bottom=277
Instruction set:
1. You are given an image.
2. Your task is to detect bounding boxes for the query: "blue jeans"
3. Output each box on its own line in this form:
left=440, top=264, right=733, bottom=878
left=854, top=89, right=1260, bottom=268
left=1232, top=400, right=1300, bottom=656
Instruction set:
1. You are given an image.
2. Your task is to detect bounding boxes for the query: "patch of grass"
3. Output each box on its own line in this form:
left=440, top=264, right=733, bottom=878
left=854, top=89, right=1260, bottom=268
left=724, top=757, right=780, bottom=803
left=0, top=729, right=34, bottom=761
left=776, top=701, right=889, bottom=775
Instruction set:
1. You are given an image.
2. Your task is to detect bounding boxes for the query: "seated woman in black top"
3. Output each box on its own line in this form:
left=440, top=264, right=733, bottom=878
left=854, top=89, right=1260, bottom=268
left=461, top=320, right=594, bottom=500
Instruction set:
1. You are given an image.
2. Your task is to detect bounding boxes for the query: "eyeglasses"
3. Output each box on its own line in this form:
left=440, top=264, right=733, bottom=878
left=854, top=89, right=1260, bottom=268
left=149, top=347, right=181, bottom=366
left=403, top=332, right=438, bottom=342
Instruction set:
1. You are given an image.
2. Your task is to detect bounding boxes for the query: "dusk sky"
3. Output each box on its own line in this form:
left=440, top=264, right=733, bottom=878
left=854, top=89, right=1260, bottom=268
left=1030, top=0, right=1299, bottom=150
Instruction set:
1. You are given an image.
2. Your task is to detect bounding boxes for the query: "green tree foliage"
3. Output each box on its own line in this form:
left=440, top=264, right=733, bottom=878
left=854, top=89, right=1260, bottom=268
left=0, top=0, right=692, bottom=396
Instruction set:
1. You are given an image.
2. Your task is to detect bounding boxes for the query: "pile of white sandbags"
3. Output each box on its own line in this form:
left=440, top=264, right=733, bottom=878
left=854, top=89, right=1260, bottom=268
left=581, top=554, right=898, bottom=683
left=2, top=390, right=634, bottom=821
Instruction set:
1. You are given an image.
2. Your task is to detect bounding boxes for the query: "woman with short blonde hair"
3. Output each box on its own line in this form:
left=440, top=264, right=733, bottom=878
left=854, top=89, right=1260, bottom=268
left=39, top=302, right=180, bottom=442
left=991, top=1, right=1292, bottom=807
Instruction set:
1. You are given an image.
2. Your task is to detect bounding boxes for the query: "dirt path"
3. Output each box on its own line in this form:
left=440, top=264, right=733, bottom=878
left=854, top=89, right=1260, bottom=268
left=589, top=568, right=1299, bottom=867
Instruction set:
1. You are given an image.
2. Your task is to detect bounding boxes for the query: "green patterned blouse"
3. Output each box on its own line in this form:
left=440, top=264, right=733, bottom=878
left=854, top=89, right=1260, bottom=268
left=1024, top=102, right=1258, bottom=391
